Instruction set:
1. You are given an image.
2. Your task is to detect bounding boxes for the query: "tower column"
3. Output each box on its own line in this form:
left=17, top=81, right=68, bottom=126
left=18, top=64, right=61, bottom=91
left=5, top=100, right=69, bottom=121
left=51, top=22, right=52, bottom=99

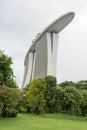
left=47, top=32, right=58, bottom=76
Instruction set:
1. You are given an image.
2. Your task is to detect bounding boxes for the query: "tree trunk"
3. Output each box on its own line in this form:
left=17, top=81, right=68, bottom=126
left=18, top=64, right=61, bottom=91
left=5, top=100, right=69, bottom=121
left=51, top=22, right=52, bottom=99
left=71, top=104, right=75, bottom=116
left=0, top=85, right=3, bottom=94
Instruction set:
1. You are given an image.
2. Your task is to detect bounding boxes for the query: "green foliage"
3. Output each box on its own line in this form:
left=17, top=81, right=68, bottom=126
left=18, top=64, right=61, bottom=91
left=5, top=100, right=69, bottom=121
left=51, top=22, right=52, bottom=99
left=17, top=84, right=31, bottom=113
left=79, top=90, right=87, bottom=116
left=58, top=80, right=87, bottom=90
left=0, top=86, right=22, bottom=117
left=58, top=81, right=76, bottom=88
left=76, top=80, right=87, bottom=90
left=45, top=76, right=57, bottom=113
left=1, top=86, right=22, bottom=109
left=62, top=86, right=81, bottom=116
left=2, top=108, right=18, bottom=118
left=45, top=75, right=57, bottom=87
left=58, top=83, right=87, bottom=116
left=23, top=76, right=87, bottom=117
left=0, top=50, right=17, bottom=88
left=54, top=87, right=65, bottom=112
left=26, top=78, right=46, bottom=114
left=17, top=93, right=29, bottom=113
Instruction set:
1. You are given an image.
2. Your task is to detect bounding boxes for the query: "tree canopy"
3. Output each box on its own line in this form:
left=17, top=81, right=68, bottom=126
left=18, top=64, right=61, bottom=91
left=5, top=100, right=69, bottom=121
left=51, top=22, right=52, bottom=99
left=26, top=78, right=46, bottom=114
left=23, top=76, right=87, bottom=117
left=0, top=50, right=17, bottom=88
left=0, top=86, right=22, bottom=117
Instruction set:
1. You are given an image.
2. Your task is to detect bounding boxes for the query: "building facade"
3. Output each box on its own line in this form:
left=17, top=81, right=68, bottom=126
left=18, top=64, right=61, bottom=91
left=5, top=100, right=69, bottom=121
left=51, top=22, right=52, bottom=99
left=22, top=12, right=75, bottom=88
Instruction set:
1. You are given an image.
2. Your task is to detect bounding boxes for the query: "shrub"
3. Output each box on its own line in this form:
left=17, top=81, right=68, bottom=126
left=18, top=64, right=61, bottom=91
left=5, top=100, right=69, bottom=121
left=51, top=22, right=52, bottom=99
left=2, top=108, right=18, bottom=118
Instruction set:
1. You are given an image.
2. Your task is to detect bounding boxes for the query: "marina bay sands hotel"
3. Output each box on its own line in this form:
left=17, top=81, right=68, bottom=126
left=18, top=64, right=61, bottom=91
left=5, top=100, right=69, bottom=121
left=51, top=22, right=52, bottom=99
left=22, top=12, right=75, bottom=88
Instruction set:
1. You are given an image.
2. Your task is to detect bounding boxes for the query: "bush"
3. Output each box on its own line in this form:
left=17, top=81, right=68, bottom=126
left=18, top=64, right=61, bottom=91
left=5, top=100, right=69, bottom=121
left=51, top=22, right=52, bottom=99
left=0, top=86, right=22, bottom=118
left=2, top=108, right=18, bottom=118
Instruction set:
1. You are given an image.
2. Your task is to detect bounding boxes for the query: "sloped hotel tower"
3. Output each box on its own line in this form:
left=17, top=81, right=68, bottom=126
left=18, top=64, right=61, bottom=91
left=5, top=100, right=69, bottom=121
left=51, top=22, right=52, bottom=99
left=22, top=12, right=75, bottom=88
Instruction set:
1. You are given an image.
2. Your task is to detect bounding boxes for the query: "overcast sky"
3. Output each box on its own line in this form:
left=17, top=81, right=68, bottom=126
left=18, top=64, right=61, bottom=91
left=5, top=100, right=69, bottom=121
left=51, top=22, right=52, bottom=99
left=0, top=0, right=87, bottom=87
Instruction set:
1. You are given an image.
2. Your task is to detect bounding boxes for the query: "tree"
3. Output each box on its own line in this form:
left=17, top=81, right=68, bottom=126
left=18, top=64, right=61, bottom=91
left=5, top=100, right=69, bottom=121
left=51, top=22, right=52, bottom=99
left=62, top=86, right=81, bottom=116
left=54, top=87, right=65, bottom=112
left=45, top=76, right=57, bottom=113
left=17, top=86, right=30, bottom=113
left=0, top=86, right=22, bottom=117
left=0, top=50, right=17, bottom=88
left=76, top=80, right=87, bottom=90
left=58, top=81, right=76, bottom=88
left=26, top=78, right=46, bottom=115
left=79, top=90, right=87, bottom=116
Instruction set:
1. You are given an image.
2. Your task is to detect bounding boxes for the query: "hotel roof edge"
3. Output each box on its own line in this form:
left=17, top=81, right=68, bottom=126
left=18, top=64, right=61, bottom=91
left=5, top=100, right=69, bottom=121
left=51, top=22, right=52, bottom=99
left=24, top=12, right=75, bottom=65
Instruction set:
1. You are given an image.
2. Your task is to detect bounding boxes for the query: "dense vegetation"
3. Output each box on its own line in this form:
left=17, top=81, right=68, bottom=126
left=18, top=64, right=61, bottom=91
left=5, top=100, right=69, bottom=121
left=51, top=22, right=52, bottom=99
left=1, top=50, right=87, bottom=119
left=0, top=50, right=17, bottom=88
left=21, top=77, right=87, bottom=117
left=0, top=86, right=22, bottom=118
left=0, top=50, right=21, bottom=118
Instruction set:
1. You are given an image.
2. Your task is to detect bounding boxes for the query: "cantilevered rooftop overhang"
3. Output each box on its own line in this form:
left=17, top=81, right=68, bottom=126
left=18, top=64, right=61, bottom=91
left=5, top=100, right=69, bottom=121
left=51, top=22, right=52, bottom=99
left=24, top=12, right=75, bottom=65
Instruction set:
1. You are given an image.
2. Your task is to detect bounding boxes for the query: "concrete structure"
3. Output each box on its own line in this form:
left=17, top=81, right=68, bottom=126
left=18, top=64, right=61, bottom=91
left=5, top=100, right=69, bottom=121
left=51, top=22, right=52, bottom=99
left=22, top=12, right=75, bottom=88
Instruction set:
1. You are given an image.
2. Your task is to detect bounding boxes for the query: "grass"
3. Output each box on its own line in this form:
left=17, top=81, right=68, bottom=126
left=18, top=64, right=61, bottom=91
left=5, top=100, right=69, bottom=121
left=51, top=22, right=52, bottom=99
left=0, top=113, right=87, bottom=130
